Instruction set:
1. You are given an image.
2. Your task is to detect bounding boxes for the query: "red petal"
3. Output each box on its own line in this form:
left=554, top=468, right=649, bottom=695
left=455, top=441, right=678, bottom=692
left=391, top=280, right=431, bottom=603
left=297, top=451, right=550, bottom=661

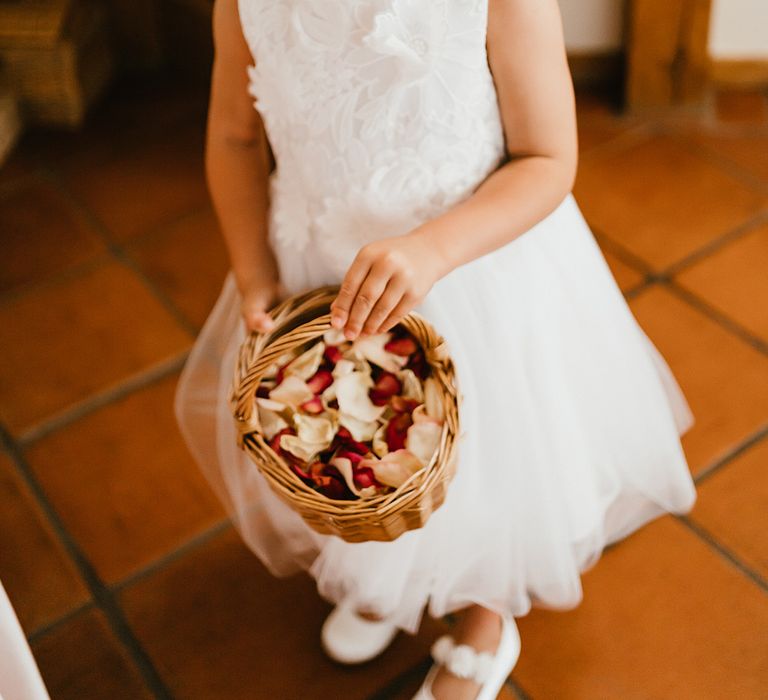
left=390, top=396, right=421, bottom=414
left=384, top=337, right=418, bottom=356
left=406, top=347, right=429, bottom=380
left=385, top=412, right=412, bottom=452
left=299, top=396, right=324, bottom=414
left=369, top=371, right=402, bottom=406
left=289, top=461, right=312, bottom=480
left=307, top=369, right=334, bottom=394
left=323, top=345, right=343, bottom=365
left=353, top=466, right=381, bottom=490
left=256, top=384, right=271, bottom=399
left=335, top=448, right=364, bottom=466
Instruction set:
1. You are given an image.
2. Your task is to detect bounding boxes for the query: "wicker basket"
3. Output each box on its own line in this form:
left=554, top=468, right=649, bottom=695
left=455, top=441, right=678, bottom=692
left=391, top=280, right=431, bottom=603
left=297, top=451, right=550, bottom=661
left=229, top=284, right=462, bottom=543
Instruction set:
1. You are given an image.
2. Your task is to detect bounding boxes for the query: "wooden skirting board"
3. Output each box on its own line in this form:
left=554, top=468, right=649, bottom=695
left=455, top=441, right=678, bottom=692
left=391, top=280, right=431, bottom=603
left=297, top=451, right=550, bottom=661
left=710, top=59, right=768, bottom=88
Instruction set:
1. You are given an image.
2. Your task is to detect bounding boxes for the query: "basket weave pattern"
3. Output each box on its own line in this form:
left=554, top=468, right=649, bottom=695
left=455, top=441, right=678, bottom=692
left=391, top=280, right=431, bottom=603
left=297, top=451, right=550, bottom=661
left=229, top=284, right=462, bottom=543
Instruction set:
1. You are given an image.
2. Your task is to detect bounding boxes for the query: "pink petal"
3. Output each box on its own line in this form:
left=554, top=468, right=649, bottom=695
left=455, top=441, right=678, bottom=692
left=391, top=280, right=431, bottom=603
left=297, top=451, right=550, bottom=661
left=307, top=369, right=334, bottom=394
left=299, top=396, right=324, bottom=414
left=384, top=336, right=418, bottom=356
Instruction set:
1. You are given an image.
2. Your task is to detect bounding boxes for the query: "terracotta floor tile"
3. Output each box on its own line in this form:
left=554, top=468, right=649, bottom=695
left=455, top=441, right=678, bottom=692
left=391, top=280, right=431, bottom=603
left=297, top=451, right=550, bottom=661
left=575, top=91, right=640, bottom=153
left=0, top=452, right=88, bottom=633
left=714, top=90, right=768, bottom=126
left=25, top=373, right=224, bottom=583
left=120, top=528, right=449, bottom=699
left=689, top=438, right=768, bottom=581
left=676, top=222, right=768, bottom=343
left=0, top=180, right=107, bottom=294
left=127, top=208, right=230, bottom=328
left=0, top=261, right=191, bottom=435
left=511, top=517, right=768, bottom=699
left=32, top=609, right=151, bottom=700
left=63, top=121, right=209, bottom=242
left=574, top=134, right=766, bottom=270
left=630, top=285, right=768, bottom=473
left=688, top=132, right=768, bottom=184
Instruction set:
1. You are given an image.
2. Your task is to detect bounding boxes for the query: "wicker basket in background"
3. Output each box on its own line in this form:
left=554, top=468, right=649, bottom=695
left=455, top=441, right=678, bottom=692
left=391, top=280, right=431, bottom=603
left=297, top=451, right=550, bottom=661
left=229, top=284, right=463, bottom=543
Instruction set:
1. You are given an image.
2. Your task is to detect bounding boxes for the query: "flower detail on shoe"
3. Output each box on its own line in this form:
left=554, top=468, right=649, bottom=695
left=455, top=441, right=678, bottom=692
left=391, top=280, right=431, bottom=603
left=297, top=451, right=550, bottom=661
left=430, top=634, right=496, bottom=683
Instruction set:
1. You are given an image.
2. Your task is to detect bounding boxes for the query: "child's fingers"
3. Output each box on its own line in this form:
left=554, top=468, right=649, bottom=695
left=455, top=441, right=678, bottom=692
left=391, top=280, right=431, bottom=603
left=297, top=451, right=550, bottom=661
left=344, top=268, right=389, bottom=340
left=362, top=277, right=404, bottom=335
left=376, top=294, right=414, bottom=335
left=331, top=254, right=371, bottom=329
left=243, top=308, right=275, bottom=333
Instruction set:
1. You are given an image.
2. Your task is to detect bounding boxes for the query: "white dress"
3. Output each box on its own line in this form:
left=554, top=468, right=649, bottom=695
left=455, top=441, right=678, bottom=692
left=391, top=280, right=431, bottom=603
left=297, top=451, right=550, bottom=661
left=174, top=0, right=697, bottom=635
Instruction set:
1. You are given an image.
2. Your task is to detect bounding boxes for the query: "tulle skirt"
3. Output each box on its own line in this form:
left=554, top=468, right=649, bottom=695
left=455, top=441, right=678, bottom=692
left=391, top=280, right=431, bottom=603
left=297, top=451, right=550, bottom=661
left=173, top=194, right=697, bottom=635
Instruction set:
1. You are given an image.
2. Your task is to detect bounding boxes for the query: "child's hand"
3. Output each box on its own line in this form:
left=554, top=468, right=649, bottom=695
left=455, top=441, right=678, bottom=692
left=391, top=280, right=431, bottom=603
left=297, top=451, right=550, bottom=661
left=330, top=232, right=448, bottom=340
left=240, top=278, right=286, bottom=333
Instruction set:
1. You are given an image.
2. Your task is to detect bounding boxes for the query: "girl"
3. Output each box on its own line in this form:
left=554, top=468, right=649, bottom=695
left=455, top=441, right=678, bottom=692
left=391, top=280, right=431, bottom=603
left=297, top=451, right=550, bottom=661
left=174, top=0, right=698, bottom=697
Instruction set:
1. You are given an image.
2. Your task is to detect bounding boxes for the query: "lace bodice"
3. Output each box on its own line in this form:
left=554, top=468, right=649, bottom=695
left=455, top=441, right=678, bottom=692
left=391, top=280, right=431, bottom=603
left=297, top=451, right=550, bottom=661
left=238, top=0, right=506, bottom=278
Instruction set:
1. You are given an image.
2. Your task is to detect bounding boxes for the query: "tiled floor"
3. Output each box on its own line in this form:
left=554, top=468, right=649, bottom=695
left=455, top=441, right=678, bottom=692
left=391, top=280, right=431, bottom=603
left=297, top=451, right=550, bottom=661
left=1, top=78, right=767, bottom=699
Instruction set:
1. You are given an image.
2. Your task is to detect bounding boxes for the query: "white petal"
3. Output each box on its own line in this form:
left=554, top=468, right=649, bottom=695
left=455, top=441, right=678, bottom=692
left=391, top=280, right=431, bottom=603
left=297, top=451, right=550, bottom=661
left=338, top=412, right=379, bottom=441
left=284, top=341, right=325, bottom=381
left=256, top=403, right=289, bottom=440
left=262, top=350, right=297, bottom=380
left=350, top=332, right=408, bottom=373
left=397, top=368, right=425, bottom=402
left=294, top=413, right=335, bottom=447
left=372, top=423, right=389, bottom=457
left=256, top=397, right=286, bottom=412
left=335, top=371, right=386, bottom=422
left=279, top=434, right=325, bottom=463
left=423, top=376, right=445, bottom=422
left=364, top=450, right=423, bottom=488
left=406, top=420, right=442, bottom=466
left=323, top=328, right=347, bottom=345
left=269, top=375, right=314, bottom=406
left=332, top=358, right=357, bottom=378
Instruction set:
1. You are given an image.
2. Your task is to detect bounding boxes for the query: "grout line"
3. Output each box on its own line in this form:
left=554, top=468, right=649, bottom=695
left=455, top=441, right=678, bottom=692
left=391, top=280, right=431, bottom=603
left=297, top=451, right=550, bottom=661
left=664, top=280, right=768, bottom=356
left=112, top=518, right=232, bottom=593
left=17, top=350, right=191, bottom=446
left=0, top=425, right=174, bottom=700
left=577, top=121, right=655, bottom=163
left=664, top=127, right=768, bottom=195
left=662, top=210, right=768, bottom=278
left=27, top=600, right=96, bottom=645
left=33, top=166, right=200, bottom=339
left=693, top=423, right=768, bottom=486
left=675, top=515, right=768, bottom=594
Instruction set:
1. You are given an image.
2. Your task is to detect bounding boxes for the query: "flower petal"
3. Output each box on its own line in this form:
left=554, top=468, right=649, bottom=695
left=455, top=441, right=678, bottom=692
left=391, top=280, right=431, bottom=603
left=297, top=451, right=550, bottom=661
left=350, top=332, right=408, bottom=373
left=285, top=341, right=325, bottom=381
left=369, top=371, right=402, bottom=406
left=323, top=328, right=347, bottom=346
left=335, top=371, right=387, bottom=422
left=423, top=376, right=445, bottom=422
left=406, top=420, right=442, bottom=467
left=372, top=423, right=389, bottom=458
left=330, top=456, right=378, bottom=498
left=396, top=368, right=424, bottom=402
left=338, top=412, right=379, bottom=441
left=384, top=336, right=418, bottom=356
left=268, top=375, right=314, bottom=407
left=307, top=369, right=334, bottom=394
left=362, top=450, right=423, bottom=488
left=256, top=401, right=289, bottom=440
left=385, top=411, right=413, bottom=452
left=294, top=413, right=336, bottom=447
left=280, top=434, right=326, bottom=463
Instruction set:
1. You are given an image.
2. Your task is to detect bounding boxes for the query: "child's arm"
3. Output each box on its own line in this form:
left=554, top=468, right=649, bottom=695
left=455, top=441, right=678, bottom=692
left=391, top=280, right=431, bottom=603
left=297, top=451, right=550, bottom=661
left=330, top=0, right=577, bottom=340
left=207, top=0, right=282, bottom=333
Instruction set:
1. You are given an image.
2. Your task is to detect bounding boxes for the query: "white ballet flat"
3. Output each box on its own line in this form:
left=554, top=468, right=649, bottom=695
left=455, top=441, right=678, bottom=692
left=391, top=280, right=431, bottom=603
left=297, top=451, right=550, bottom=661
left=320, top=600, right=399, bottom=664
left=412, top=613, right=521, bottom=700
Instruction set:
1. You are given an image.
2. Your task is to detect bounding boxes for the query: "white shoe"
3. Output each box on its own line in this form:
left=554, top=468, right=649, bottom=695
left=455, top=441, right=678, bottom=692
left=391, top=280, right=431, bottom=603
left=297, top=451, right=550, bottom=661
left=412, top=613, right=521, bottom=700
left=320, top=600, right=399, bottom=664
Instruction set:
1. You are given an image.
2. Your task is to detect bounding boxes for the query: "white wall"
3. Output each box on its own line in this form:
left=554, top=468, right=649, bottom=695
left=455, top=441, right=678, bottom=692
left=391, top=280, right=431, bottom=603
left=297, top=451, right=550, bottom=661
left=709, top=0, right=768, bottom=59
left=558, top=0, right=768, bottom=59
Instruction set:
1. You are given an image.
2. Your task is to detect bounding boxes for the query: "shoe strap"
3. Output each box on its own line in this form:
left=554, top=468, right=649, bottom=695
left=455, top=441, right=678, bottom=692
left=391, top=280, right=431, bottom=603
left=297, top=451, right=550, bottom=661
left=429, top=634, right=496, bottom=684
